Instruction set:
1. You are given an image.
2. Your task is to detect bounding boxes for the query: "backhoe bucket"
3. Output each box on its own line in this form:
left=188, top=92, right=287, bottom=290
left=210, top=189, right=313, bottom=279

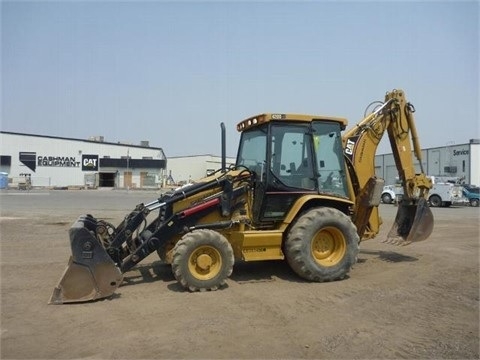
left=49, top=218, right=123, bottom=304
left=385, top=198, right=434, bottom=245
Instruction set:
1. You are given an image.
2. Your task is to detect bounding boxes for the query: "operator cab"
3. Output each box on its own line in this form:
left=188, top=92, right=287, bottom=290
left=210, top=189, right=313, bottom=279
left=236, top=113, right=349, bottom=224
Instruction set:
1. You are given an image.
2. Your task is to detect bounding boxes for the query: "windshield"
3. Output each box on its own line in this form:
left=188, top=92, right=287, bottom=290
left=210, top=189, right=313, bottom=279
left=236, top=127, right=267, bottom=173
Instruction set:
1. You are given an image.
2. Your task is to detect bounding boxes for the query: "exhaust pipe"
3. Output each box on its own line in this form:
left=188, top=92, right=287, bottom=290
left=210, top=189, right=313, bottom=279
left=221, top=122, right=226, bottom=173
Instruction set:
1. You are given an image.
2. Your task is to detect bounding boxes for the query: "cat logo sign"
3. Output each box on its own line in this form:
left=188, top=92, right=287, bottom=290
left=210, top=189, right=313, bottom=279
left=82, top=155, right=99, bottom=171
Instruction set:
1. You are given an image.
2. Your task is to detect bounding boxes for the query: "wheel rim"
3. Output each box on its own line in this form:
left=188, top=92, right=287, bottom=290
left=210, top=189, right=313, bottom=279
left=311, top=226, right=346, bottom=267
left=188, top=245, right=222, bottom=280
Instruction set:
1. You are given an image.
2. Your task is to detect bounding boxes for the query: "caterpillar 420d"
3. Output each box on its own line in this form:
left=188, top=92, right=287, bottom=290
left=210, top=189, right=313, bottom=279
left=50, top=89, right=434, bottom=304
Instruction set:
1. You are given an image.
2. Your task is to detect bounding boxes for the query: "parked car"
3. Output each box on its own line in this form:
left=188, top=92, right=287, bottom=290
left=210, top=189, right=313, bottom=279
left=462, top=184, right=479, bottom=207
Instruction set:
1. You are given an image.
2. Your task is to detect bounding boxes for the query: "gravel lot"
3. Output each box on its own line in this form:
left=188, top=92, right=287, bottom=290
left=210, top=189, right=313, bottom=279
left=1, top=189, right=478, bottom=359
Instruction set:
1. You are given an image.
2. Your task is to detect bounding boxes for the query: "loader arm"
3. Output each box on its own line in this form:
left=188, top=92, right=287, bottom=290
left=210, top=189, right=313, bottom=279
left=343, top=89, right=433, bottom=244
left=49, top=170, right=252, bottom=304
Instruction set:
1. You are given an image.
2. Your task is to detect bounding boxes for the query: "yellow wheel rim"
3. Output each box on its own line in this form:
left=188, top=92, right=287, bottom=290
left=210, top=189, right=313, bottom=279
left=188, top=245, right=222, bottom=280
left=311, top=227, right=346, bottom=267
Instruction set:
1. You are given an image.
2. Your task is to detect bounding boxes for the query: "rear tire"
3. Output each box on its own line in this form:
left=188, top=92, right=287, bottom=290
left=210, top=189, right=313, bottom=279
left=172, top=229, right=234, bottom=292
left=285, top=207, right=359, bottom=282
left=429, top=195, right=442, bottom=207
left=471, top=199, right=479, bottom=207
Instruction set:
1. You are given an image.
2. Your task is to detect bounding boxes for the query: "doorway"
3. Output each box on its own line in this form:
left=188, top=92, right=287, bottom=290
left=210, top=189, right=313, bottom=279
left=99, top=172, right=115, bottom=187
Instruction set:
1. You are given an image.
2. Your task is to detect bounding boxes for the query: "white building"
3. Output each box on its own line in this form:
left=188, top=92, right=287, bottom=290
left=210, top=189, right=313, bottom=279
left=0, top=131, right=167, bottom=189
left=375, top=139, right=480, bottom=186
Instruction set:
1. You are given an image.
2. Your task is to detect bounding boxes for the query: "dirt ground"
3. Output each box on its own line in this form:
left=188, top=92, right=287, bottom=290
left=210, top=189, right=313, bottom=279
left=0, top=189, right=478, bottom=359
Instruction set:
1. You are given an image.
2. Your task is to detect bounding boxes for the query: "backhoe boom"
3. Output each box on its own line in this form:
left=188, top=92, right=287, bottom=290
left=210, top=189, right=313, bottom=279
left=343, top=89, right=433, bottom=243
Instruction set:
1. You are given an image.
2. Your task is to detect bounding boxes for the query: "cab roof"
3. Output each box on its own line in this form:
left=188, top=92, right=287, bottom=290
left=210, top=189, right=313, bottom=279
left=236, top=113, right=348, bottom=132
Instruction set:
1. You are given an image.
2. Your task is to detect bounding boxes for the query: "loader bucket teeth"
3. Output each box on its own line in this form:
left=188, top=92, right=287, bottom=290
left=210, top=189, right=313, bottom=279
left=49, top=219, right=123, bottom=304
left=384, top=198, right=434, bottom=245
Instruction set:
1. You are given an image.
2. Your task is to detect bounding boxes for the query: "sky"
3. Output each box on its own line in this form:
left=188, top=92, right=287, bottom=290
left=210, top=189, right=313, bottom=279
left=1, top=0, right=479, bottom=158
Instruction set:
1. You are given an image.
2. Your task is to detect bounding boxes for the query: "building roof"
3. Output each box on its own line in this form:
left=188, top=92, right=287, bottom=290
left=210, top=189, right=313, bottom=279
left=0, top=131, right=163, bottom=151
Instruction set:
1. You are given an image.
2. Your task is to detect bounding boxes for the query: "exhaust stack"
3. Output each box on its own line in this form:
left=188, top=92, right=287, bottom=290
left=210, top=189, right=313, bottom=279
left=221, top=122, right=226, bottom=173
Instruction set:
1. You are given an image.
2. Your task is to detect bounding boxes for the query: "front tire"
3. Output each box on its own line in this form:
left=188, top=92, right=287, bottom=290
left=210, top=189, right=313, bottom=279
left=471, top=199, right=479, bottom=207
left=172, top=229, right=234, bottom=292
left=382, top=193, right=393, bottom=204
left=285, top=207, right=359, bottom=282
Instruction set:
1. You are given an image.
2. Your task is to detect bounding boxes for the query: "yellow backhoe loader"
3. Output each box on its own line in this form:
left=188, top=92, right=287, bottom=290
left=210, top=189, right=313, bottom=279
left=50, top=89, right=434, bottom=304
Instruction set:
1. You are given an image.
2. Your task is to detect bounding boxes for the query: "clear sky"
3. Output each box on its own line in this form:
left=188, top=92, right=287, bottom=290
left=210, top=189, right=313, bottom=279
left=2, top=1, right=478, bottom=157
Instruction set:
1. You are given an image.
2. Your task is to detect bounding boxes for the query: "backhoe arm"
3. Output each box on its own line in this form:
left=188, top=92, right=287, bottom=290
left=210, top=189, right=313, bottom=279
left=343, top=89, right=433, bottom=244
left=385, top=91, right=432, bottom=199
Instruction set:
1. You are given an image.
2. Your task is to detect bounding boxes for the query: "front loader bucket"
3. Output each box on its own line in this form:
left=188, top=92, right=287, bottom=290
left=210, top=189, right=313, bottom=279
left=385, top=198, right=434, bottom=245
left=49, top=217, right=123, bottom=304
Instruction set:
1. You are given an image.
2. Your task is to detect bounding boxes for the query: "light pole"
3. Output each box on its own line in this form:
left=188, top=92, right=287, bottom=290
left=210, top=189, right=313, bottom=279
left=126, top=148, right=130, bottom=191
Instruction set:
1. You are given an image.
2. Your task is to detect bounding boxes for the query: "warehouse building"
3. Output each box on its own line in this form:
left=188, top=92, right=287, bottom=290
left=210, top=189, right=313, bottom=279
left=0, top=131, right=166, bottom=189
left=375, top=139, right=480, bottom=186
left=2, top=130, right=478, bottom=191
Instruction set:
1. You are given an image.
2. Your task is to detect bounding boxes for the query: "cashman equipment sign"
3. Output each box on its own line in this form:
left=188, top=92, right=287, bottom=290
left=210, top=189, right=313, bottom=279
left=19, top=152, right=99, bottom=171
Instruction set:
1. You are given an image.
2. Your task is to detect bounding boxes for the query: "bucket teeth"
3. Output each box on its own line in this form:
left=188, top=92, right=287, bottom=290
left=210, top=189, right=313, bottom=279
left=382, top=236, right=411, bottom=246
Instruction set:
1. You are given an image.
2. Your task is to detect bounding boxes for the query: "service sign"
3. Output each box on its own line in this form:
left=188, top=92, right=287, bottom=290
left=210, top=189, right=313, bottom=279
left=82, top=154, right=99, bottom=171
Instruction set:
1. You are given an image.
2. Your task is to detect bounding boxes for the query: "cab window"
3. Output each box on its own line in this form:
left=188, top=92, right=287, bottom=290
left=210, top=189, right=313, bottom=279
left=270, top=124, right=315, bottom=190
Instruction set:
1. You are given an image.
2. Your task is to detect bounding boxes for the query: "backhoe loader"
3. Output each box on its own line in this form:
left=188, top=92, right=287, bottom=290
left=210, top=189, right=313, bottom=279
left=50, top=89, right=434, bottom=304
